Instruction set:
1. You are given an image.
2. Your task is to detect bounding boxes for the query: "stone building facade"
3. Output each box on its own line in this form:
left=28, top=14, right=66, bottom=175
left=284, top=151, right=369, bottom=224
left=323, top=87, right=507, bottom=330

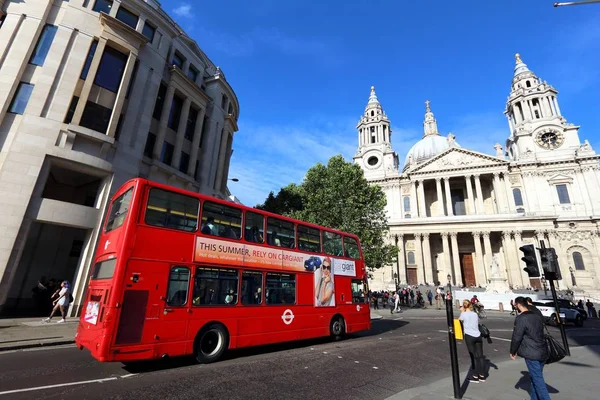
left=355, top=55, right=600, bottom=299
left=0, top=0, right=239, bottom=316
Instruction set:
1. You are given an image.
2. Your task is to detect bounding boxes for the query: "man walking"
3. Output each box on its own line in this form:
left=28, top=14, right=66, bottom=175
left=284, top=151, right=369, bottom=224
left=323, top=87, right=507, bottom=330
left=510, top=296, right=551, bottom=400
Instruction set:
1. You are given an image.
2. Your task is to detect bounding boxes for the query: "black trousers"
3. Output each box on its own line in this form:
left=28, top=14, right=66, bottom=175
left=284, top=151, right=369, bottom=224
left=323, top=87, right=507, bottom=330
left=464, top=334, right=485, bottom=377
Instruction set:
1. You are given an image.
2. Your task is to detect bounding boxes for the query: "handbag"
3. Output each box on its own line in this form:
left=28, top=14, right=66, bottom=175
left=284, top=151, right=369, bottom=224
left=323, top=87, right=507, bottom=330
left=544, top=327, right=567, bottom=364
left=479, top=323, right=492, bottom=343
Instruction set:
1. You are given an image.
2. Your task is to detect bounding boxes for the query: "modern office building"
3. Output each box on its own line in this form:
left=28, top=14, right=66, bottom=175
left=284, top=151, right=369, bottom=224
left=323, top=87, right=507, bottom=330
left=0, top=0, right=239, bottom=316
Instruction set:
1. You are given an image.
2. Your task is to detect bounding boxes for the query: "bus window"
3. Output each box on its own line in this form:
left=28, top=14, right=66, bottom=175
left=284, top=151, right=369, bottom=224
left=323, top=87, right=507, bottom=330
left=145, top=188, right=199, bottom=232
left=322, top=231, right=343, bottom=256
left=105, top=188, right=133, bottom=232
left=91, top=258, right=117, bottom=280
left=241, top=271, right=263, bottom=305
left=192, top=267, right=239, bottom=306
left=267, top=218, right=295, bottom=248
left=201, top=202, right=242, bottom=239
left=244, top=212, right=264, bottom=244
left=265, top=272, right=295, bottom=305
left=351, top=279, right=368, bottom=304
left=343, top=236, right=361, bottom=259
left=297, top=225, right=320, bottom=253
left=166, top=266, right=190, bottom=306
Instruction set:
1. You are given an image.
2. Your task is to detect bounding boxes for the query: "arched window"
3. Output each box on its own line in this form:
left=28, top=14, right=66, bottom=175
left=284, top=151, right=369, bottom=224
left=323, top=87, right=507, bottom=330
left=403, top=196, right=411, bottom=212
left=370, top=110, right=374, bottom=117
left=407, top=251, right=415, bottom=265
left=513, top=188, right=523, bottom=206
left=526, top=81, right=531, bottom=88
left=573, top=252, right=585, bottom=270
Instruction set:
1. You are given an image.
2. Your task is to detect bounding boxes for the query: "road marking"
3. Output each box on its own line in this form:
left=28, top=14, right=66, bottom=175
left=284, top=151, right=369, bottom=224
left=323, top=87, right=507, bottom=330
left=490, top=336, right=511, bottom=342
left=0, top=377, right=118, bottom=396
left=0, top=344, right=75, bottom=355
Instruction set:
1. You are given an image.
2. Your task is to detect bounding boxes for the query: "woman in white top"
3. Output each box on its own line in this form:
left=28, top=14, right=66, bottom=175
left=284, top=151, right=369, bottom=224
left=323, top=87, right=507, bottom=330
left=43, top=281, right=70, bottom=324
left=458, top=299, right=486, bottom=383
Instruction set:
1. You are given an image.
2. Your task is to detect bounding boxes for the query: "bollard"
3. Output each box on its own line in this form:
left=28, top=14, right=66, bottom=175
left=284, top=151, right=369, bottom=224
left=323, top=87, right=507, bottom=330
left=499, top=302, right=504, bottom=312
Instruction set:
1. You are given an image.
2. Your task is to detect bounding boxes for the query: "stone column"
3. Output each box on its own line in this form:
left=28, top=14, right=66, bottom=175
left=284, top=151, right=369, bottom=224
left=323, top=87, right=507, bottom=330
left=417, top=179, right=426, bottom=217
left=493, top=172, right=505, bottom=213
left=473, top=232, right=486, bottom=286
left=435, top=178, right=445, bottom=216
left=106, top=52, right=137, bottom=137
left=397, top=234, right=406, bottom=284
left=422, top=233, right=433, bottom=285
left=152, top=84, right=176, bottom=159
left=513, top=231, right=527, bottom=287
left=553, top=97, right=561, bottom=116
left=444, top=177, right=454, bottom=216
left=482, top=231, right=493, bottom=283
left=410, top=181, right=418, bottom=217
left=441, top=232, right=452, bottom=282
left=465, top=175, right=476, bottom=215
left=474, top=174, right=485, bottom=214
left=188, top=107, right=206, bottom=176
left=450, top=232, right=463, bottom=286
left=414, top=234, right=425, bottom=284
left=71, top=37, right=108, bottom=125
left=501, top=231, right=514, bottom=286
left=171, top=97, right=192, bottom=169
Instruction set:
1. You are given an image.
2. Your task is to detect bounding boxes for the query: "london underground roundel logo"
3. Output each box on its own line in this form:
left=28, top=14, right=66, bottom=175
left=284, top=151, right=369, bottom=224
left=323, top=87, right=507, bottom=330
left=281, top=309, right=295, bottom=325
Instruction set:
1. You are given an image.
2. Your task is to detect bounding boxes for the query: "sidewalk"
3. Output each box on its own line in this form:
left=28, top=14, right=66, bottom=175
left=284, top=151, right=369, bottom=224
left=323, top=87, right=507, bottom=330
left=0, top=317, right=77, bottom=351
left=387, top=345, right=600, bottom=400
left=0, top=312, right=383, bottom=352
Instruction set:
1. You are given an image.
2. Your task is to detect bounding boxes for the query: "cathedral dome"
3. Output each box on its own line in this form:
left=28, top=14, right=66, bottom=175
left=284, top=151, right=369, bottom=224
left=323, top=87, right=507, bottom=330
left=404, top=134, right=460, bottom=168
left=404, top=100, right=460, bottom=169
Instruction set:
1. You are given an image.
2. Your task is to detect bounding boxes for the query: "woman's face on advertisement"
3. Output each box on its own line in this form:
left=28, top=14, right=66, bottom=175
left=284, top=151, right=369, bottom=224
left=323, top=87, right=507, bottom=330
left=323, top=262, right=331, bottom=275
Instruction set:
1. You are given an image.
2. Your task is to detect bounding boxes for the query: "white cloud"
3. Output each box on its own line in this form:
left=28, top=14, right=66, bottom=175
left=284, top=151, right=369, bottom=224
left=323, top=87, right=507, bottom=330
left=173, top=3, right=193, bottom=18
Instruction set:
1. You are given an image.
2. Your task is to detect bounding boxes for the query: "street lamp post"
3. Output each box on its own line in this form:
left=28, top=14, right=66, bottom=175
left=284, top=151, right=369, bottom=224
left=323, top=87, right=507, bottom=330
left=445, top=272, right=461, bottom=398
left=228, top=178, right=239, bottom=182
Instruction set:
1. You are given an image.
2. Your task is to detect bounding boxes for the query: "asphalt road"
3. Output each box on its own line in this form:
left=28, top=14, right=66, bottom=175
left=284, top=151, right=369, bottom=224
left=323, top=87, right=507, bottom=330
left=1, top=309, right=597, bottom=400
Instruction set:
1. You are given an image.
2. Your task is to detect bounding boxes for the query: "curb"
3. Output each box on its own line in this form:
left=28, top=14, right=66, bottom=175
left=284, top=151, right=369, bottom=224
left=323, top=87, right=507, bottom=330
left=370, top=315, right=384, bottom=320
left=0, top=339, right=75, bottom=352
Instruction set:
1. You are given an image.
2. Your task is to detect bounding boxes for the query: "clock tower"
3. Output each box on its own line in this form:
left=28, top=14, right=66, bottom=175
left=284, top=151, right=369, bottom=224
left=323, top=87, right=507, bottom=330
left=354, top=86, right=399, bottom=179
left=504, top=54, right=582, bottom=162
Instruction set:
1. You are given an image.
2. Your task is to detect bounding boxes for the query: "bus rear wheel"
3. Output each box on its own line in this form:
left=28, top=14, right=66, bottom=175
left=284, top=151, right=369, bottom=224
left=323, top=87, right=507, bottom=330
left=194, top=323, right=229, bottom=364
left=330, top=316, right=345, bottom=341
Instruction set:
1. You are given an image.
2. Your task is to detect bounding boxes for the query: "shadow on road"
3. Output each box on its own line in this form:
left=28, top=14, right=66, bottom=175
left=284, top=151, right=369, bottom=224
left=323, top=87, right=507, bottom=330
left=514, top=370, right=560, bottom=394
left=122, top=320, right=410, bottom=374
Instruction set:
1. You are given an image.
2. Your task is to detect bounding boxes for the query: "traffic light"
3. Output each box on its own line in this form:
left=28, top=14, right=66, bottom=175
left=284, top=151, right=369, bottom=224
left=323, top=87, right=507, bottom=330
left=541, top=247, right=562, bottom=280
left=519, top=244, right=540, bottom=277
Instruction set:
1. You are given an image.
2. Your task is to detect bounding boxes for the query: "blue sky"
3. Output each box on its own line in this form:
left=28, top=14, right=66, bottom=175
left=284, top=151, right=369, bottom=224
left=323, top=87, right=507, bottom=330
left=164, top=0, right=600, bottom=206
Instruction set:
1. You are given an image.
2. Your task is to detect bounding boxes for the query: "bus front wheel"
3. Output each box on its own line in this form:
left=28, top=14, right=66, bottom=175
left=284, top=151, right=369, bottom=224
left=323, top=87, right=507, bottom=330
left=330, top=316, right=345, bottom=341
left=194, top=323, right=229, bottom=364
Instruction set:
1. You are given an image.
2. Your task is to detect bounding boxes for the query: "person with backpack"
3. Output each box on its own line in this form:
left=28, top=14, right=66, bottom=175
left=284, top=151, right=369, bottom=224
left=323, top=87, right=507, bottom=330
left=43, top=280, right=71, bottom=324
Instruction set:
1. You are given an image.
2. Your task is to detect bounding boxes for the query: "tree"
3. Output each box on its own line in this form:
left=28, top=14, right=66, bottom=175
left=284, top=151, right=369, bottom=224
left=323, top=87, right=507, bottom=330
left=257, top=155, right=397, bottom=272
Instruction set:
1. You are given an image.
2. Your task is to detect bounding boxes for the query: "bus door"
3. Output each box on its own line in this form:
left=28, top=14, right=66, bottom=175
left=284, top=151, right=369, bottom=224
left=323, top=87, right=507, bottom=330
left=158, top=265, right=191, bottom=344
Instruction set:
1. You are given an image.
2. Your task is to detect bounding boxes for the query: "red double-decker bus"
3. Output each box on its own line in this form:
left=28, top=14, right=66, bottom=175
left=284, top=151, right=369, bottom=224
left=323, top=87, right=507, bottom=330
left=76, top=178, right=370, bottom=363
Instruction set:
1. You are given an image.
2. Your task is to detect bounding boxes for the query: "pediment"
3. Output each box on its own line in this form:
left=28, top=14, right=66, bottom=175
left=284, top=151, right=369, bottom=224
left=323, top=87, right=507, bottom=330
left=409, top=148, right=508, bottom=173
left=547, top=173, right=573, bottom=183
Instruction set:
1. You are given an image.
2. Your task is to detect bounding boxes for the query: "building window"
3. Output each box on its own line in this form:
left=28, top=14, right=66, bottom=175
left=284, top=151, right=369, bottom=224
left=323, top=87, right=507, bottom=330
left=0, top=14, right=5, bottom=29
left=8, top=82, right=34, bottom=115
left=64, top=96, right=79, bottom=124
left=172, top=52, right=184, bottom=69
left=185, top=107, right=198, bottom=140
left=407, top=251, right=415, bottom=265
left=143, top=132, right=156, bottom=158
left=451, top=189, right=466, bottom=216
left=30, top=24, right=58, bottom=66
left=221, top=94, right=228, bottom=110
left=195, top=160, right=200, bottom=181
left=142, top=21, right=156, bottom=42
left=80, top=101, right=112, bottom=133
left=187, top=65, right=198, bottom=82
left=513, top=188, right=524, bottom=206
left=167, top=94, right=183, bottom=130
left=403, top=196, right=411, bottom=212
left=115, top=6, right=138, bottom=29
left=556, top=184, right=570, bottom=204
left=572, top=251, right=585, bottom=271
left=160, top=142, right=174, bottom=165
left=152, top=82, right=167, bottom=120
left=94, top=47, right=128, bottom=93
left=179, top=152, right=190, bottom=174
left=526, top=81, right=531, bottom=88
left=92, top=0, right=113, bottom=14
left=81, top=39, right=98, bottom=80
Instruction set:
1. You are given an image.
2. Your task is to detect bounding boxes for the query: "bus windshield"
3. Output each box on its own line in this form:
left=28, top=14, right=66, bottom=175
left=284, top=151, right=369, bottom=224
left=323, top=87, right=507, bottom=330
left=105, top=188, right=133, bottom=232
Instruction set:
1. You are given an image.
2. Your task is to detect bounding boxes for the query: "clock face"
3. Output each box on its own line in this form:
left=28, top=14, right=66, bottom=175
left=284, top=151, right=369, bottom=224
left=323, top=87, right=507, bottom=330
left=535, top=130, right=564, bottom=150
